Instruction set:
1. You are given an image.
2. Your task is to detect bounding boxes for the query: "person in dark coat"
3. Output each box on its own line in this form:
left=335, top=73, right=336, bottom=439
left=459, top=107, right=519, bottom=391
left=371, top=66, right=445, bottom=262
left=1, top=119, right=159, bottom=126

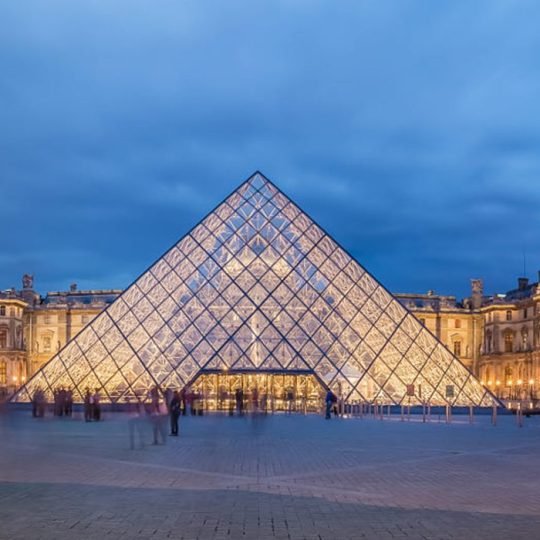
left=169, top=390, right=181, bottom=436
left=325, top=389, right=337, bottom=420
left=84, top=388, right=92, bottom=422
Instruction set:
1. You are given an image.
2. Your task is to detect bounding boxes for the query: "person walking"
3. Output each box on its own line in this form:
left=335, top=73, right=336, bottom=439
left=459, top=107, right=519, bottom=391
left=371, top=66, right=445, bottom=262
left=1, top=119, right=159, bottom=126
left=169, top=390, right=181, bottom=436
left=325, top=389, right=337, bottom=420
left=84, top=388, right=92, bottom=422
left=93, top=389, right=101, bottom=421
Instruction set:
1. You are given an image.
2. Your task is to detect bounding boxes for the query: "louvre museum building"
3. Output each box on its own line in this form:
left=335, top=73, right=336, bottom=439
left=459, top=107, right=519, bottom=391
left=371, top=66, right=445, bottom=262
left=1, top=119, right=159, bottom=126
left=4, top=172, right=523, bottom=410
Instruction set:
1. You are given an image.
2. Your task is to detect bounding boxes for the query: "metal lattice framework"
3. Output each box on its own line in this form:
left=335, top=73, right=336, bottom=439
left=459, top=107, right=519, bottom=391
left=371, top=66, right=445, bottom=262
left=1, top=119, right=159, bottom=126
left=12, top=172, right=496, bottom=406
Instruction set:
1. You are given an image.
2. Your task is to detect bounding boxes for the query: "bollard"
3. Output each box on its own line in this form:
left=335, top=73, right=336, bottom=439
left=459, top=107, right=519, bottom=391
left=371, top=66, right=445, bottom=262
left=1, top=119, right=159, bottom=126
left=400, top=405, right=404, bottom=422
left=422, top=401, right=426, bottom=423
left=407, top=403, right=411, bottom=422
left=491, top=403, right=497, bottom=426
left=469, top=405, right=474, bottom=424
left=427, top=402, right=431, bottom=423
left=379, top=403, right=384, bottom=421
left=445, top=404, right=450, bottom=423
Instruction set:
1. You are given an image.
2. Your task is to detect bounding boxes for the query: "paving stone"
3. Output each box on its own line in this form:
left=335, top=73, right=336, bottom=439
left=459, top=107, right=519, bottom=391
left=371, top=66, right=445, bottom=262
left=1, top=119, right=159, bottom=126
left=1, top=411, right=540, bottom=539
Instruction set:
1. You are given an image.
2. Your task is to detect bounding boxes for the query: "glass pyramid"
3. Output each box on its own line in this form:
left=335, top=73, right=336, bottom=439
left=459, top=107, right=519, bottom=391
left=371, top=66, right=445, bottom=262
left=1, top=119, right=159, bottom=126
left=12, top=172, right=496, bottom=406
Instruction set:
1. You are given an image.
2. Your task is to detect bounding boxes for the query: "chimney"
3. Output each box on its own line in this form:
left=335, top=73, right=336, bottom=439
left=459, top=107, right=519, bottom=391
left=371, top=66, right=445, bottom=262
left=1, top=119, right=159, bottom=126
left=518, top=277, right=529, bottom=291
left=70, top=283, right=78, bottom=292
left=470, top=279, right=483, bottom=309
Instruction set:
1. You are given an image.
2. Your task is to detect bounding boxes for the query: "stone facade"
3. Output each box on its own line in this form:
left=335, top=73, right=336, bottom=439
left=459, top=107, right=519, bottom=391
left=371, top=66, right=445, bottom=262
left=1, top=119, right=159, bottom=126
left=0, top=290, right=27, bottom=400
left=477, top=277, right=540, bottom=401
left=2, top=274, right=540, bottom=404
left=0, top=277, right=120, bottom=398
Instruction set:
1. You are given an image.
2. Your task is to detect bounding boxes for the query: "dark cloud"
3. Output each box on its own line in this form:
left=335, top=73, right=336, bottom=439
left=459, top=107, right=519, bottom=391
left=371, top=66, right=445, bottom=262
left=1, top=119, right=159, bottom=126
left=1, top=1, right=540, bottom=298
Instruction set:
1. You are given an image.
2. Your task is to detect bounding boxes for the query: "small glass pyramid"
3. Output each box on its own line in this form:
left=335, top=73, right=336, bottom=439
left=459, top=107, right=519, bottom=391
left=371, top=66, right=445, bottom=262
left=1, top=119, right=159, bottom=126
left=12, top=172, right=497, bottom=406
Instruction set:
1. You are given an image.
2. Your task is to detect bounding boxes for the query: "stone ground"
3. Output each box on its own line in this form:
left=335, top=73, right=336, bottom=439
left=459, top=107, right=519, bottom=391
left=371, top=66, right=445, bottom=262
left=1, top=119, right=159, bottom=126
left=1, top=408, right=540, bottom=540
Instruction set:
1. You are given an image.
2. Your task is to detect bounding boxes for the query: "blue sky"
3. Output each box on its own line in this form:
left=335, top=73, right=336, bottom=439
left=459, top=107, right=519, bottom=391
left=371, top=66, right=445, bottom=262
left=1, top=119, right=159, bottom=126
left=2, top=1, right=540, bottom=299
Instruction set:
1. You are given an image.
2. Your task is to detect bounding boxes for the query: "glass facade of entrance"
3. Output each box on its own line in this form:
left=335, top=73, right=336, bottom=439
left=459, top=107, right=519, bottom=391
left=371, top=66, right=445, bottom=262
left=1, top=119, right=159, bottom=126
left=191, top=370, right=325, bottom=412
left=13, top=172, right=497, bottom=408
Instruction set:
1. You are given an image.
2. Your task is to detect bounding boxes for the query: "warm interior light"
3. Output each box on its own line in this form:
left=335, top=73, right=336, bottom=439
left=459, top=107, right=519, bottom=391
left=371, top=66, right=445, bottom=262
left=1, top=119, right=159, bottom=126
left=517, top=379, right=523, bottom=385
left=496, top=380, right=501, bottom=386
left=529, top=379, right=534, bottom=385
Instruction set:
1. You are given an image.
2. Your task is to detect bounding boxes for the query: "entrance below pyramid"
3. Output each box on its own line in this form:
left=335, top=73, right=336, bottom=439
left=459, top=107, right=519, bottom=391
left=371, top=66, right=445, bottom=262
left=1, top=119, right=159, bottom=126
left=190, top=370, right=325, bottom=412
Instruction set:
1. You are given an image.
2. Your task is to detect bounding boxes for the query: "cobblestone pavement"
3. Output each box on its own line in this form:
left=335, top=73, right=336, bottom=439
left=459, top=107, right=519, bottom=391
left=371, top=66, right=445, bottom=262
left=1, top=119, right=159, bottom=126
left=1, top=409, right=540, bottom=539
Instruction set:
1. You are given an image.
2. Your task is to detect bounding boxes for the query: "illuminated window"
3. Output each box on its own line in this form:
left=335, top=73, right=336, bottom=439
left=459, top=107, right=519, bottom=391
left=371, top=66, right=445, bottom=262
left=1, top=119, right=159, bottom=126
left=0, top=362, right=6, bottom=385
left=504, top=332, right=513, bottom=353
left=485, top=331, right=492, bottom=353
left=0, top=330, right=6, bottom=348
left=453, top=341, right=461, bottom=357
left=506, top=310, right=512, bottom=321
left=522, top=329, right=528, bottom=349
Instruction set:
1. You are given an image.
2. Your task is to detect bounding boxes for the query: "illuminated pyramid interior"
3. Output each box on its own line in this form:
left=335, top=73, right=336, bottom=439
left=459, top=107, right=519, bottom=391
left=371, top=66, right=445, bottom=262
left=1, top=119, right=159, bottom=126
left=13, top=172, right=496, bottom=407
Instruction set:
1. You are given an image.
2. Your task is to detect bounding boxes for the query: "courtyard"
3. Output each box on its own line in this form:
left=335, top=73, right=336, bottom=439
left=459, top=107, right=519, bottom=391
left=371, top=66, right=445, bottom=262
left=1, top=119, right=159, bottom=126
left=1, top=409, right=540, bottom=540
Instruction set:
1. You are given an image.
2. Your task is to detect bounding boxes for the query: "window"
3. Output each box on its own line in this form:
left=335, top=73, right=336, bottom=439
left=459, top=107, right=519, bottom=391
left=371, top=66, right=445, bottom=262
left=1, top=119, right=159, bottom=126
left=0, top=306, right=5, bottom=316
left=504, top=332, right=514, bottom=353
left=455, top=319, right=461, bottom=329
left=524, top=308, right=528, bottom=319
left=0, top=362, right=6, bottom=385
left=0, top=330, right=6, bottom=348
left=506, top=310, right=512, bottom=321
left=43, top=336, right=52, bottom=353
left=453, top=341, right=461, bottom=357
left=522, top=329, right=529, bottom=350
left=419, top=318, right=426, bottom=326
left=486, top=331, right=492, bottom=353
left=9, top=308, right=14, bottom=317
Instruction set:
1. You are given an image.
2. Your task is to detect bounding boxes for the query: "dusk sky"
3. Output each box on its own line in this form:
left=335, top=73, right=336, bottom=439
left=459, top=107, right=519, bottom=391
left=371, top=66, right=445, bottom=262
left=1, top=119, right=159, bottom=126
left=2, top=1, right=540, bottom=299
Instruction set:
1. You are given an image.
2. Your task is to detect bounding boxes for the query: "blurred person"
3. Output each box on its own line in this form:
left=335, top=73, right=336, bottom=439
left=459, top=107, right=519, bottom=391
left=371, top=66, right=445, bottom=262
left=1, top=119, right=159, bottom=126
left=84, top=388, right=92, bottom=422
left=169, top=390, right=181, bottom=436
left=92, top=389, right=101, bottom=421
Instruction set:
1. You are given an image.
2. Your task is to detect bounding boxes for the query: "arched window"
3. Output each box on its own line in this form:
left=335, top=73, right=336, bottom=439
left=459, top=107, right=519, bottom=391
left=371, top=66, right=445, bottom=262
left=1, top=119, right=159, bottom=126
left=0, top=329, right=7, bottom=348
left=0, top=362, right=6, bottom=385
left=453, top=341, right=461, bottom=357
left=506, top=310, right=512, bottom=321
left=0, top=306, right=5, bottom=316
